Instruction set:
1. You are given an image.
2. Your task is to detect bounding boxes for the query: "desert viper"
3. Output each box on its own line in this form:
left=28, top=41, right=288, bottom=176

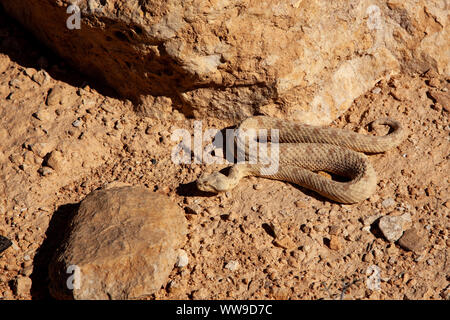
left=196, top=116, right=406, bottom=203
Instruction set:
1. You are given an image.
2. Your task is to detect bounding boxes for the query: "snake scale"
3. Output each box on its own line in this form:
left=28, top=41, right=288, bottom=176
left=196, top=116, right=406, bottom=203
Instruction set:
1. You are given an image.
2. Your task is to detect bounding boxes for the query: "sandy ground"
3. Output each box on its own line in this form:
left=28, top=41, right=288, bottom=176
left=0, top=8, right=449, bottom=300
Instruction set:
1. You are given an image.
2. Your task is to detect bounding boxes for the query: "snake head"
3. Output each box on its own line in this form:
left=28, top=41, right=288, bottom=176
left=196, top=172, right=230, bottom=193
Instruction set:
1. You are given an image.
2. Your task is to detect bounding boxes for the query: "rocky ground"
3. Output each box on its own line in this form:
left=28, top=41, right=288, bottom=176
left=0, top=7, right=449, bottom=300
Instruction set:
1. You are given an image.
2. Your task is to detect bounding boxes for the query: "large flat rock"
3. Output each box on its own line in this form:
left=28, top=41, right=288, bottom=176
left=1, top=0, right=448, bottom=123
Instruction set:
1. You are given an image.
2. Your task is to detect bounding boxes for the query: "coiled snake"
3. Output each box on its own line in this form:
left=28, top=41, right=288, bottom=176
left=196, top=116, right=406, bottom=203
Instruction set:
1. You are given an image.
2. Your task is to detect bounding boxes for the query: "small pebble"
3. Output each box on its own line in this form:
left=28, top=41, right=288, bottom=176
left=224, top=260, right=239, bottom=271
left=166, top=280, right=180, bottom=294
left=372, top=87, right=382, bottom=94
left=185, top=204, right=202, bottom=215
left=398, top=228, right=425, bottom=253
left=72, top=119, right=82, bottom=127
left=273, top=235, right=296, bottom=250
left=38, top=166, right=54, bottom=176
left=316, top=208, right=328, bottom=215
left=294, top=200, right=306, bottom=208
left=381, top=198, right=396, bottom=208
left=32, top=109, right=53, bottom=122
left=46, top=150, right=64, bottom=172
left=378, top=213, right=412, bottom=242
left=114, top=120, right=122, bottom=130
left=30, top=142, right=55, bottom=158
left=328, top=235, right=342, bottom=251
left=175, top=249, right=189, bottom=268
left=328, top=225, right=339, bottom=235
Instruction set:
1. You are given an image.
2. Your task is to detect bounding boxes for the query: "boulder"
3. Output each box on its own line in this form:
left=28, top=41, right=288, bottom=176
left=1, top=0, right=448, bottom=123
left=48, top=186, right=187, bottom=300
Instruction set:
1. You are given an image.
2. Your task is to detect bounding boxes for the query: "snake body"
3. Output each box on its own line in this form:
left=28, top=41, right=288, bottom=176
left=196, top=116, right=406, bottom=203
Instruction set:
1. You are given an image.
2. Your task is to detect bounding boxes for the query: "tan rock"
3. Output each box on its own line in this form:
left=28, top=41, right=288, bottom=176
left=2, top=1, right=448, bottom=123
left=12, top=276, right=32, bottom=296
left=175, top=249, right=189, bottom=268
left=328, top=235, right=342, bottom=251
left=378, top=213, right=412, bottom=242
left=48, top=186, right=187, bottom=300
left=38, top=166, right=54, bottom=176
left=45, top=150, right=66, bottom=172
left=398, top=228, right=425, bottom=253
left=30, top=141, right=56, bottom=158
left=33, top=109, right=54, bottom=122
left=46, top=86, right=64, bottom=106
left=273, top=235, right=297, bottom=250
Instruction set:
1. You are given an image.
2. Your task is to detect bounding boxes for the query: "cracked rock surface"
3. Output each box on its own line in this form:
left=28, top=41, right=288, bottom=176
left=1, top=0, right=448, bottom=123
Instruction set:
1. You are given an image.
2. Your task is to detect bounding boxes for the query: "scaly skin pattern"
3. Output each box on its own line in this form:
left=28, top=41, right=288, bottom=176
left=197, top=116, right=406, bottom=203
